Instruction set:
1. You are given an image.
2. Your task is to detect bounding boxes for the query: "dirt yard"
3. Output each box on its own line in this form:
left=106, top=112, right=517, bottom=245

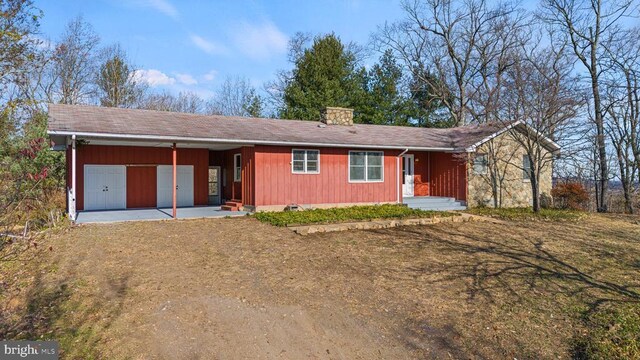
left=2, top=213, right=640, bottom=359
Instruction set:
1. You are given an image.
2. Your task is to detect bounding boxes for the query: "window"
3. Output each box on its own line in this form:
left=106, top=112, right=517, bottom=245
left=234, top=154, right=241, bottom=182
left=523, top=154, right=532, bottom=181
left=473, top=154, right=488, bottom=174
left=349, top=151, right=383, bottom=182
left=292, top=149, right=320, bottom=174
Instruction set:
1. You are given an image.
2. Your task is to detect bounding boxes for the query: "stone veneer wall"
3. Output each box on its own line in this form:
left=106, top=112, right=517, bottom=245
left=467, top=133, right=553, bottom=208
left=321, top=107, right=354, bottom=126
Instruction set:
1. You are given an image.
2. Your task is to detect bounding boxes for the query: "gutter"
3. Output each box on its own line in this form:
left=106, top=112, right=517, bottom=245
left=46, top=130, right=458, bottom=152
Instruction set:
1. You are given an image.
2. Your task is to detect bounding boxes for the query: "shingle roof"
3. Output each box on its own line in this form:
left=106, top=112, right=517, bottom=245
left=47, top=103, right=512, bottom=151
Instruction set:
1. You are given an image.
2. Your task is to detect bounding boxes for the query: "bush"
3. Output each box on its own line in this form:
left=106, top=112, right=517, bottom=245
left=253, top=204, right=457, bottom=227
left=552, top=182, right=590, bottom=210
left=573, top=303, right=640, bottom=360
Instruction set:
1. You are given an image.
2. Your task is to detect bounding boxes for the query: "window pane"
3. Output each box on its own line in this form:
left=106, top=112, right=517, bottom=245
left=367, top=166, right=382, bottom=181
left=293, top=160, right=305, bottom=172
left=473, top=155, right=487, bottom=174
left=350, top=166, right=365, bottom=181
left=307, top=151, right=319, bottom=161
left=350, top=152, right=366, bottom=166
left=208, top=183, right=218, bottom=195
left=307, top=160, right=318, bottom=172
left=523, top=155, right=531, bottom=179
left=367, top=152, right=382, bottom=166
left=293, top=150, right=305, bottom=161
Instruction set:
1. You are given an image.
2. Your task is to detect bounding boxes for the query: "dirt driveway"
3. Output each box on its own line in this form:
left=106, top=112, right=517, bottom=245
left=6, top=214, right=640, bottom=359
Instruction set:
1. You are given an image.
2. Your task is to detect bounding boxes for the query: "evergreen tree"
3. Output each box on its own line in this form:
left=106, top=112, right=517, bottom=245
left=281, top=34, right=366, bottom=121
left=97, top=45, right=145, bottom=107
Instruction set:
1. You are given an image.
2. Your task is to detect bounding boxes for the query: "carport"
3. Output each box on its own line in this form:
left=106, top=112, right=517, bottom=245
left=75, top=206, right=247, bottom=224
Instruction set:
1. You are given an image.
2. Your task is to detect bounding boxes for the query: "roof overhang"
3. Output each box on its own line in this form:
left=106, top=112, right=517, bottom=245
left=47, top=130, right=458, bottom=152
left=464, top=120, right=561, bottom=154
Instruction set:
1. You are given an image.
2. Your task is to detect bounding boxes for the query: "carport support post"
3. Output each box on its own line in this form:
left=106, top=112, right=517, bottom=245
left=70, top=135, right=77, bottom=221
left=172, top=143, right=177, bottom=219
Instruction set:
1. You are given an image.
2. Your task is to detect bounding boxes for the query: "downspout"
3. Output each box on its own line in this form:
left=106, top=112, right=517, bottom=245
left=172, top=143, right=177, bottom=219
left=397, top=149, right=409, bottom=204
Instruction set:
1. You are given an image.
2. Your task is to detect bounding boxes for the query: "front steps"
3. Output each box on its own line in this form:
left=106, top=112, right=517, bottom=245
left=403, top=196, right=467, bottom=211
left=221, top=199, right=243, bottom=211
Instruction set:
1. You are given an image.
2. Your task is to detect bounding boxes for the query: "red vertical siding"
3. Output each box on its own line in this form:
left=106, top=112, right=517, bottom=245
left=126, top=166, right=157, bottom=208
left=429, top=152, right=467, bottom=201
left=72, top=145, right=208, bottom=210
left=253, top=146, right=401, bottom=207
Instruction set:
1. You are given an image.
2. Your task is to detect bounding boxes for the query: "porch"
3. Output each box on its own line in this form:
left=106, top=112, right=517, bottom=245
left=75, top=206, right=248, bottom=224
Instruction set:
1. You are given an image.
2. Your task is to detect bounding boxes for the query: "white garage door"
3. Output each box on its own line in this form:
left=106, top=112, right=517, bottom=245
left=84, top=165, right=126, bottom=211
left=157, top=165, right=194, bottom=208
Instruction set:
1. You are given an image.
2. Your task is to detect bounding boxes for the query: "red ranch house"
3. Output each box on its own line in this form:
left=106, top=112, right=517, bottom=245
left=47, top=105, right=559, bottom=220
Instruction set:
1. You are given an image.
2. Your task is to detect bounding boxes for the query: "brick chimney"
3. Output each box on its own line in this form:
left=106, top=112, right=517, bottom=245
left=320, top=107, right=353, bottom=126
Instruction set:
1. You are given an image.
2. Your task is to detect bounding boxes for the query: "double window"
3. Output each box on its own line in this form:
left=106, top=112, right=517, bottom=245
left=292, top=149, right=320, bottom=174
left=473, top=153, right=488, bottom=174
left=349, top=151, right=383, bottom=182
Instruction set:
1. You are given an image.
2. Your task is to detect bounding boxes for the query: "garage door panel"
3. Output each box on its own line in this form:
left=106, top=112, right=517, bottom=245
left=157, top=165, right=194, bottom=208
left=84, top=165, right=126, bottom=211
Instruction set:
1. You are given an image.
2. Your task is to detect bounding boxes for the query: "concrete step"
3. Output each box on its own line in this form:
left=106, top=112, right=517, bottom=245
left=221, top=205, right=240, bottom=211
left=413, top=205, right=467, bottom=211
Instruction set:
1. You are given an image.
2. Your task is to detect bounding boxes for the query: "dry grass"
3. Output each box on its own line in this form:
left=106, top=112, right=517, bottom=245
left=1, top=213, right=639, bottom=359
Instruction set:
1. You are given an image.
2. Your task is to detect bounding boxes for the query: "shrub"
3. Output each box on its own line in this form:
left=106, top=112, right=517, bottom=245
left=573, top=303, right=640, bottom=360
left=551, top=182, right=590, bottom=210
left=253, top=204, right=457, bottom=227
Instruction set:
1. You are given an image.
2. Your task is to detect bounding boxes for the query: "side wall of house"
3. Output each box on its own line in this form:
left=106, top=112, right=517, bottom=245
left=68, top=145, right=209, bottom=211
left=467, top=133, right=553, bottom=208
left=253, top=145, right=401, bottom=209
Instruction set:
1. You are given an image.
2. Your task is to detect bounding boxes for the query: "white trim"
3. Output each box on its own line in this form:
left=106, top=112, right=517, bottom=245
left=47, top=130, right=457, bottom=152
left=402, top=154, right=415, bottom=197
left=291, top=149, right=320, bottom=174
left=233, top=153, right=241, bottom=182
left=464, top=120, right=561, bottom=153
left=396, top=149, right=409, bottom=203
left=348, top=150, right=384, bottom=183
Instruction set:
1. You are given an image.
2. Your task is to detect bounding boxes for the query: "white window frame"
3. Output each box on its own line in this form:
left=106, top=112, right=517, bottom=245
left=348, top=151, right=384, bottom=183
left=523, top=154, right=532, bottom=182
left=291, top=149, right=320, bottom=174
left=473, top=153, right=488, bottom=175
left=234, top=153, right=241, bottom=182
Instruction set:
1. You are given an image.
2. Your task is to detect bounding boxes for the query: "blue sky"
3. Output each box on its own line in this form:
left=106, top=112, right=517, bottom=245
left=35, top=0, right=405, bottom=98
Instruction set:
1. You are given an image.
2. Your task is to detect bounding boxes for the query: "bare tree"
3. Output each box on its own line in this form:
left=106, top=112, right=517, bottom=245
left=540, top=0, right=637, bottom=212
left=50, top=16, right=100, bottom=105
left=137, top=91, right=204, bottom=114
left=501, top=41, right=583, bottom=212
left=373, top=0, right=524, bottom=126
left=603, top=28, right=640, bottom=213
left=207, top=76, right=263, bottom=117
left=96, top=44, right=146, bottom=108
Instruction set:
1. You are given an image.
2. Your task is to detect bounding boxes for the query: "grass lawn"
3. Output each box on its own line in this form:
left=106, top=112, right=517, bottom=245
left=1, top=213, right=639, bottom=359
left=253, top=203, right=457, bottom=226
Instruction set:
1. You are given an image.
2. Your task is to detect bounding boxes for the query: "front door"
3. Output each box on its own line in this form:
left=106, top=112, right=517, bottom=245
left=208, top=166, right=221, bottom=205
left=403, top=155, right=414, bottom=197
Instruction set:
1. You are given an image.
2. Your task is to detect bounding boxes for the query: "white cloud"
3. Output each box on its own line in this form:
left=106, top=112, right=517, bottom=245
left=175, top=73, right=197, bottom=85
left=132, top=69, right=176, bottom=86
left=190, top=34, right=228, bottom=55
left=232, top=21, right=288, bottom=60
left=133, top=0, right=179, bottom=19
left=203, top=70, right=218, bottom=82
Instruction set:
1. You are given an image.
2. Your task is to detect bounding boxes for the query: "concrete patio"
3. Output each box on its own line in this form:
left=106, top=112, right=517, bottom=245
left=75, top=206, right=248, bottom=224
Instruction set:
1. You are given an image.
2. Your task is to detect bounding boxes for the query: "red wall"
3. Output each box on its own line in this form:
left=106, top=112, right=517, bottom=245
left=67, top=145, right=209, bottom=210
left=126, top=166, right=157, bottom=208
left=253, top=145, right=401, bottom=207
left=429, top=152, right=467, bottom=201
